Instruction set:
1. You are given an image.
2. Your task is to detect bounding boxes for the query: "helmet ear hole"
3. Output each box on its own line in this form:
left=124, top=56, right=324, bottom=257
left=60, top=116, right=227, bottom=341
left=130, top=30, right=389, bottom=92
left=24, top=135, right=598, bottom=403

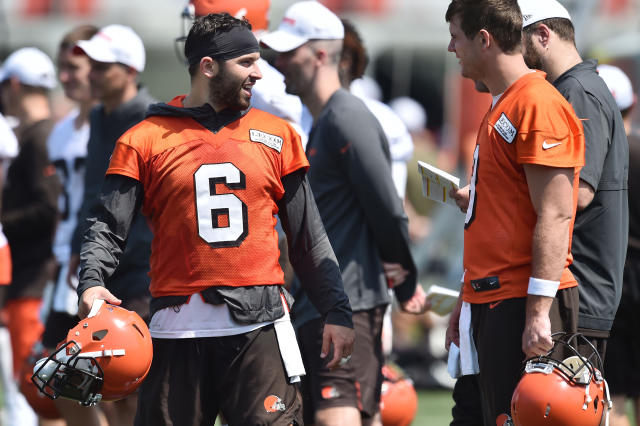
left=92, top=330, right=108, bottom=341
left=593, top=396, right=599, bottom=413
left=544, top=404, right=551, bottom=418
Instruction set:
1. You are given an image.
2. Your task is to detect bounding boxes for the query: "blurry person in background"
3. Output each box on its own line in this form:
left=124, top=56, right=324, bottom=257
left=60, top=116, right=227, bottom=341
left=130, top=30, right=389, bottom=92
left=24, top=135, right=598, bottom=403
left=0, top=109, right=29, bottom=426
left=598, top=63, right=640, bottom=426
left=41, top=24, right=109, bottom=426
left=520, top=0, right=629, bottom=361
left=264, top=2, right=429, bottom=425
left=68, top=24, right=156, bottom=426
left=337, top=19, right=414, bottom=200
left=0, top=47, right=61, bottom=426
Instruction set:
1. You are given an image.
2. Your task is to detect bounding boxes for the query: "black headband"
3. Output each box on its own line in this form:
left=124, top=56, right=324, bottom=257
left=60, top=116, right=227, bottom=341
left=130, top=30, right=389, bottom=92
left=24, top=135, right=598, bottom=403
left=187, top=25, right=259, bottom=67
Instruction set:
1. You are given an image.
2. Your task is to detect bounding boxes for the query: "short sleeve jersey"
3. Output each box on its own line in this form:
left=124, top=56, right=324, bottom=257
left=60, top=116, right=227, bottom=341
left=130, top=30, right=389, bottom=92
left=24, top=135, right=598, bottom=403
left=106, top=96, right=309, bottom=297
left=462, top=72, right=585, bottom=304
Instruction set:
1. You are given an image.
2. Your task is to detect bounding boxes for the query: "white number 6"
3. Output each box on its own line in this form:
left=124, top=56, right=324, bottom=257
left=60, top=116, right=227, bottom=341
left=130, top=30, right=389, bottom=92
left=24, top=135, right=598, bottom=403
left=194, top=163, right=248, bottom=247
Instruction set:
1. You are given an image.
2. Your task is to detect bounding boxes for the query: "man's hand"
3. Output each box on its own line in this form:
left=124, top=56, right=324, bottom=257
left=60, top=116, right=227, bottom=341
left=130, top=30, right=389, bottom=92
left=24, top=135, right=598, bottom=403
left=67, top=254, right=80, bottom=289
left=445, top=293, right=463, bottom=351
left=449, top=185, right=470, bottom=213
left=321, top=324, right=355, bottom=371
left=400, top=285, right=431, bottom=314
left=382, top=262, right=410, bottom=288
left=78, top=286, right=121, bottom=319
left=522, top=313, right=553, bottom=358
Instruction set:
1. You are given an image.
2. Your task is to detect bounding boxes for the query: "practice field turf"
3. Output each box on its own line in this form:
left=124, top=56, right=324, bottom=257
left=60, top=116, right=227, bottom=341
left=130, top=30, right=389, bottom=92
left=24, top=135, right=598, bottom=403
left=415, top=390, right=454, bottom=425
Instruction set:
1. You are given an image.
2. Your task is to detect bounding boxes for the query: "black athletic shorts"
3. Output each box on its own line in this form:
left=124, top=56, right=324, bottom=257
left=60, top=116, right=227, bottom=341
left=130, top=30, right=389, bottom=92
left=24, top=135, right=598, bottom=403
left=605, top=255, right=640, bottom=398
left=451, top=287, right=578, bottom=426
left=298, top=306, right=385, bottom=424
left=134, top=324, right=302, bottom=426
left=42, top=311, right=78, bottom=349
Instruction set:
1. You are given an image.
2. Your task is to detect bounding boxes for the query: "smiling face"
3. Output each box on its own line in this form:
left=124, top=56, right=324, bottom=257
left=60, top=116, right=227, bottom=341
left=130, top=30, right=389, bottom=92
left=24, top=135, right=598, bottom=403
left=448, top=15, right=482, bottom=81
left=58, top=49, right=93, bottom=103
left=209, top=51, right=262, bottom=111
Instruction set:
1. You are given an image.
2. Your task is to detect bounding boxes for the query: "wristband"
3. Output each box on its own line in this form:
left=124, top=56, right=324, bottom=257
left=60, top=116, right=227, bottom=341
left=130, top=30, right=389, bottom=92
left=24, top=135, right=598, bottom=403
left=527, top=277, right=560, bottom=298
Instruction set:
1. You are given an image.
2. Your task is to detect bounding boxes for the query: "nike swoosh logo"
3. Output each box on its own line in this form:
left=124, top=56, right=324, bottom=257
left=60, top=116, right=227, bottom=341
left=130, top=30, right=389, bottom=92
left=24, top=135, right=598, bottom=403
left=489, top=300, right=503, bottom=309
left=542, top=141, right=562, bottom=150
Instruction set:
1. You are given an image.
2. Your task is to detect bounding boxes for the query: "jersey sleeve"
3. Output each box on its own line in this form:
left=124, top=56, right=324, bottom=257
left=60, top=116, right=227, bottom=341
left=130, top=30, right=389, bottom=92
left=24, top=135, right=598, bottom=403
left=514, top=94, right=585, bottom=169
left=106, top=134, right=146, bottom=182
left=280, top=122, right=309, bottom=177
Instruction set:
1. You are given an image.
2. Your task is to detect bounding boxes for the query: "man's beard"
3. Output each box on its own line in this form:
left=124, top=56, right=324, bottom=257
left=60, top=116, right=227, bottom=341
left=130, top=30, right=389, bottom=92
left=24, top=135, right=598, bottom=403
left=523, top=36, right=544, bottom=71
left=208, top=66, right=250, bottom=111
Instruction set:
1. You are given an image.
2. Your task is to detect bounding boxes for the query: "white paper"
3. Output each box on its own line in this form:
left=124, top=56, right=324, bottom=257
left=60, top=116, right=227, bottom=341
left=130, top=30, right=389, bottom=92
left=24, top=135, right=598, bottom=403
left=425, top=285, right=460, bottom=316
left=417, top=161, right=460, bottom=207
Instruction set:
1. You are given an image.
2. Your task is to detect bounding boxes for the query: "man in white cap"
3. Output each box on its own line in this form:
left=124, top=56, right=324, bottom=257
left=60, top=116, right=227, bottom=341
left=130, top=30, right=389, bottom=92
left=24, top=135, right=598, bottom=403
left=519, top=0, right=629, bottom=361
left=598, top=64, right=640, bottom=426
left=69, top=24, right=156, bottom=425
left=263, top=2, right=429, bottom=425
left=0, top=47, right=60, bottom=426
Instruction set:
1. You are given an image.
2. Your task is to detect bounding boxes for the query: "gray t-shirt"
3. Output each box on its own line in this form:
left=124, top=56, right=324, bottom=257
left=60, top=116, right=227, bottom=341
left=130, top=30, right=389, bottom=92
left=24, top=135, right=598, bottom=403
left=291, top=89, right=416, bottom=327
left=553, top=59, right=629, bottom=331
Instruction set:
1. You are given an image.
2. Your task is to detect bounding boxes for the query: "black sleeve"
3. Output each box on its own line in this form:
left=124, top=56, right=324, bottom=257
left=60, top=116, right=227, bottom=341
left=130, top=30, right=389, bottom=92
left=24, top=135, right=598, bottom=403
left=277, top=170, right=353, bottom=329
left=331, top=112, right=417, bottom=302
left=76, top=174, right=144, bottom=297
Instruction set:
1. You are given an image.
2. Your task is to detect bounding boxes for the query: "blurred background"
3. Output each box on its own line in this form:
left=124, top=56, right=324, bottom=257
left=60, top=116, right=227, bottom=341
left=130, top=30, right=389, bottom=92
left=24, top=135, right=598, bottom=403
left=1, top=0, right=638, bottom=421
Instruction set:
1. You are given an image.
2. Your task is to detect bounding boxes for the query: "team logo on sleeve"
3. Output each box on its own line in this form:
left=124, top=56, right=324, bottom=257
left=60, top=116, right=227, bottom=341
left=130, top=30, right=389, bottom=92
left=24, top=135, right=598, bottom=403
left=250, top=129, right=283, bottom=153
left=263, top=395, right=286, bottom=413
left=494, top=113, right=517, bottom=144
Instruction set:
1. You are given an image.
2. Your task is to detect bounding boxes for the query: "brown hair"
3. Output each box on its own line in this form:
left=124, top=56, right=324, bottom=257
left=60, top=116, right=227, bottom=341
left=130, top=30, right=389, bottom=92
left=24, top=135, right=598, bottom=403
left=340, top=19, right=368, bottom=82
left=445, top=0, right=522, bottom=54
left=523, top=17, right=575, bottom=45
left=59, top=25, right=99, bottom=52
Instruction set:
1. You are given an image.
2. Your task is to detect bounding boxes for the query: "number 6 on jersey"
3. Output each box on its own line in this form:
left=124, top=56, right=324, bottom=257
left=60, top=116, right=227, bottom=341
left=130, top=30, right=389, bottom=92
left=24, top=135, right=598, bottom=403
left=194, top=163, right=248, bottom=247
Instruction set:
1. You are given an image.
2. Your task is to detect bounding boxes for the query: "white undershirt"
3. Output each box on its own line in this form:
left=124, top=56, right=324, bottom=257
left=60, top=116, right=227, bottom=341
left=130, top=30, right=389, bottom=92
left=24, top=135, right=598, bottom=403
left=149, top=292, right=272, bottom=339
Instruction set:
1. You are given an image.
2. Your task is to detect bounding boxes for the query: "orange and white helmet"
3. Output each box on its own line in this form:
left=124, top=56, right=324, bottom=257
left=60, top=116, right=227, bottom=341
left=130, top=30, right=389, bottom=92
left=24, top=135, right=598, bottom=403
left=31, top=301, right=152, bottom=406
left=379, top=364, right=418, bottom=426
left=511, top=333, right=612, bottom=426
left=176, top=0, right=270, bottom=63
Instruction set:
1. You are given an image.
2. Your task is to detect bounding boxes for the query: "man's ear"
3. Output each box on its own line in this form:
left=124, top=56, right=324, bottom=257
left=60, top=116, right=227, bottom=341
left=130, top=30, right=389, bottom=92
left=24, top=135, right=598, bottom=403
left=535, top=23, right=551, bottom=48
left=200, top=57, right=219, bottom=78
left=478, top=29, right=491, bottom=49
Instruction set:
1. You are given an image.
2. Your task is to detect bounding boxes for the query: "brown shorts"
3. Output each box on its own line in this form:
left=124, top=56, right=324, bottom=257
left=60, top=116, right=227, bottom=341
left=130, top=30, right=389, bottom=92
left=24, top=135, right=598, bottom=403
left=298, top=306, right=385, bottom=424
left=134, top=324, right=302, bottom=426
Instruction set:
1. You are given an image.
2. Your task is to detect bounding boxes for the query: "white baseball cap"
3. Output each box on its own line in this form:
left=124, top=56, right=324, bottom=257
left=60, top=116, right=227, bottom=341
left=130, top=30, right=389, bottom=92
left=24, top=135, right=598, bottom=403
left=260, top=1, right=343, bottom=53
left=0, top=47, right=56, bottom=89
left=75, top=25, right=146, bottom=72
left=518, top=0, right=571, bottom=29
left=597, top=64, right=635, bottom=111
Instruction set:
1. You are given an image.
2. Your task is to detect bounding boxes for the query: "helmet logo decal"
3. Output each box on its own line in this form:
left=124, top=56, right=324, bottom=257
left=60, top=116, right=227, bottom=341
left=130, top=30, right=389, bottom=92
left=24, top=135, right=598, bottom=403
left=263, top=395, right=286, bottom=413
left=321, top=386, right=340, bottom=399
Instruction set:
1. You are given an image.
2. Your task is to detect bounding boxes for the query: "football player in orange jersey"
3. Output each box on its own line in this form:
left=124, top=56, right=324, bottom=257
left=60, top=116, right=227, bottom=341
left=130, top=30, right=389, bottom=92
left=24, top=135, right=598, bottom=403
left=443, top=0, right=585, bottom=424
left=75, top=13, right=354, bottom=426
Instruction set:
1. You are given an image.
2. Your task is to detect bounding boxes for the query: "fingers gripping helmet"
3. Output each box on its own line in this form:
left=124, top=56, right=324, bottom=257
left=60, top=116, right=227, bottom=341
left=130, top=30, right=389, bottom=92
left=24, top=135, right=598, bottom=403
left=379, top=364, right=418, bottom=426
left=175, top=0, right=270, bottom=64
left=20, top=343, right=62, bottom=419
left=511, top=333, right=612, bottom=426
left=31, top=301, right=152, bottom=406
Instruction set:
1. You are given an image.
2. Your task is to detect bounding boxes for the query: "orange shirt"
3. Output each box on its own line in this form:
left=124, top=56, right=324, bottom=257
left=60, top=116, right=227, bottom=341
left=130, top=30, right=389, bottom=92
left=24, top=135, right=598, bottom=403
left=462, top=72, right=585, bottom=304
left=106, top=96, right=309, bottom=297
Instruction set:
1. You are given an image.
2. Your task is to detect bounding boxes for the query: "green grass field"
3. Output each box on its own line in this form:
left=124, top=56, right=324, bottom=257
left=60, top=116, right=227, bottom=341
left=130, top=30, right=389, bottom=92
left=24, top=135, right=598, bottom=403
left=416, top=390, right=455, bottom=425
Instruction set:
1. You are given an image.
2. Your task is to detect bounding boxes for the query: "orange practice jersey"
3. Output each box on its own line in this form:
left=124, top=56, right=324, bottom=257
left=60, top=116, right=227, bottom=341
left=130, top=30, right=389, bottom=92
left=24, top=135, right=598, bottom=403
left=106, top=96, right=309, bottom=297
left=462, top=72, right=585, bottom=304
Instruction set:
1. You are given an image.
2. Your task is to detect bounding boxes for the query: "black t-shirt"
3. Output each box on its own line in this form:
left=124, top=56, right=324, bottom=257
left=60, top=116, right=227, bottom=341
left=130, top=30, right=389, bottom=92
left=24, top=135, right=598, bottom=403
left=553, top=59, right=629, bottom=331
left=627, top=131, right=640, bottom=254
